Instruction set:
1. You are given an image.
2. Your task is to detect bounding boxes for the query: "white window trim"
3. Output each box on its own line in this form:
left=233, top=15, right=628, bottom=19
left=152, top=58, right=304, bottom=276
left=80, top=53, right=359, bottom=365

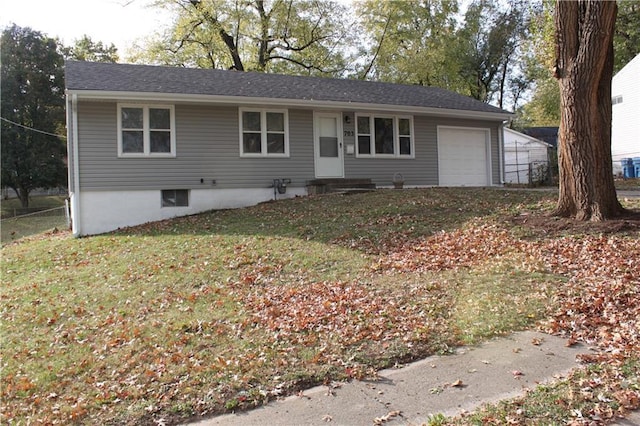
left=239, top=108, right=290, bottom=158
left=117, top=104, right=176, bottom=158
left=355, top=114, right=415, bottom=159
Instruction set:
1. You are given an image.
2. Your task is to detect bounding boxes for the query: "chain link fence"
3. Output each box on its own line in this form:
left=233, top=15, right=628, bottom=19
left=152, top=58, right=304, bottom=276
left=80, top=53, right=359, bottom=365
left=1, top=203, right=70, bottom=244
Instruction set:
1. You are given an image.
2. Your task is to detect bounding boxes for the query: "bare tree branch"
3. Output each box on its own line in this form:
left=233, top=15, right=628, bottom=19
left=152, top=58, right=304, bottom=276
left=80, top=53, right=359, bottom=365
left=359, top=12, right=392, bottom=80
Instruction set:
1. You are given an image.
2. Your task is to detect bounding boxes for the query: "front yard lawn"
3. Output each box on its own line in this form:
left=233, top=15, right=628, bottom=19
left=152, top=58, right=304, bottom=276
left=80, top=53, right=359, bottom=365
left=1, top=188, right=639, bottom=425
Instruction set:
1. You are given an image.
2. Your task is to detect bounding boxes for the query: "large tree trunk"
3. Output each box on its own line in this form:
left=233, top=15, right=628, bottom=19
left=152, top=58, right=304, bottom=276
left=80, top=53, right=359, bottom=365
left=553, top=0, right=624, bottom=221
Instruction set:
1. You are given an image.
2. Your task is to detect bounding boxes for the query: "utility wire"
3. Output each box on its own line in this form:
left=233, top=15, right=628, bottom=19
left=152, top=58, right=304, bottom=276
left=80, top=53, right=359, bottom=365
left=0, top=116, right=66, bottom=139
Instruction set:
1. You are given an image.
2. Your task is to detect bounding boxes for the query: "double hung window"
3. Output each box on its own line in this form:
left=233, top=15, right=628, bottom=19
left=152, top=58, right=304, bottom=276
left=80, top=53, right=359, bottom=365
left=356, top=115, right=414, bottom=158
left=240, top=109, right=289, bottom=157
left=118, top=104, right=175, bottom=157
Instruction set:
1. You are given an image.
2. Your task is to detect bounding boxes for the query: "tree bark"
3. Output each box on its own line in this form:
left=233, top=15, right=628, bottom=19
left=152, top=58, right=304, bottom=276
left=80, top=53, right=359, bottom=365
left=553, top=0, right=624, bottom=221
left=14, top=187, right=30, bottom=209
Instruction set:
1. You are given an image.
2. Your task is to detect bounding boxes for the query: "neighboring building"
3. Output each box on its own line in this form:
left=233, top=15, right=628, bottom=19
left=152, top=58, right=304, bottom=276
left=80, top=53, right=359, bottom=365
left=64, top=61, right=510, bottom=236
left=503, top=128, right=551, bottom=184
left=522, top=127, right=558, bottom=149
left=612, top=53, right=640, bottom=175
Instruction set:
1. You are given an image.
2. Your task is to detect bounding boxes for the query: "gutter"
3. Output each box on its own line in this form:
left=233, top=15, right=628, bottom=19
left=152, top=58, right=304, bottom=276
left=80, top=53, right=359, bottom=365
left=69, top=93, right=81, bottom=237
left=498, top=122, right=506, bottom=185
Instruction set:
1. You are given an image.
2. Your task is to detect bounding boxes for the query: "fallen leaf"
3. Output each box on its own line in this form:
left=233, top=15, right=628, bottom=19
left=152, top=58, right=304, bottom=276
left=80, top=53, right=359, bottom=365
left=531, top=337, right=543, bottom=346
left=450, top=379, right=464, bottom=387
left=565, top=338, right=578, bottom=347
left=373, top=410, right=402, bottom=425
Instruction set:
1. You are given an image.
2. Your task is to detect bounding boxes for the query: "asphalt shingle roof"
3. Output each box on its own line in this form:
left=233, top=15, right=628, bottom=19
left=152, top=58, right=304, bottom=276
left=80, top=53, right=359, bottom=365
left=65, top=61, right=508, bottom=116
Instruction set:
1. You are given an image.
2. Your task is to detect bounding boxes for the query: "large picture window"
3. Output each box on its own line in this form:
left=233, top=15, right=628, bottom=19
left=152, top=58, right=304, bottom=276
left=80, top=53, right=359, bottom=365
left=118, top=104, right=175, bottom=157
left=239, top=108, right=289, bottom=157
left=355, top=115, right=414, bottom=158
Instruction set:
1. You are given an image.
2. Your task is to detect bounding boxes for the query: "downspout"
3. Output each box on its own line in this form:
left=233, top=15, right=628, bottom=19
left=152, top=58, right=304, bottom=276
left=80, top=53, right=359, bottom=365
left=70, top=93, right=82, bottom=237
left=498, top=122, right=506, bottom=185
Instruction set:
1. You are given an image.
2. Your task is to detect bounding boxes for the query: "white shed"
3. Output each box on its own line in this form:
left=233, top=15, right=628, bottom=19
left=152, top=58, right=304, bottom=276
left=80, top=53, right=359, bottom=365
left=612, top=53, right=640, bottom=175
left=503, top=127, right=551, bottom=184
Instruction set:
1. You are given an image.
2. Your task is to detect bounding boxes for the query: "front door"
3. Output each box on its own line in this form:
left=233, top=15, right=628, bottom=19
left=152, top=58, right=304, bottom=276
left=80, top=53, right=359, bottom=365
left=314, top=112, right=344, bottom=178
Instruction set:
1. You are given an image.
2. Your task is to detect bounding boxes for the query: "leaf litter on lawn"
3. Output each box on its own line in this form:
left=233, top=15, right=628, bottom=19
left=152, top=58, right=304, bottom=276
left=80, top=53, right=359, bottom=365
left=2, top=188, right=639, bottom=425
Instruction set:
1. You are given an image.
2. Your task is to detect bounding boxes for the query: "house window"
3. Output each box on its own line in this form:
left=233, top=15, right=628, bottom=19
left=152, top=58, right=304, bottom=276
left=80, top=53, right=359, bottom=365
left=239, top=108, right=289, bottom=157
left=356, top=115, right=414, bottom=158
left=612, top=95, right=623, bottom=105
left=118, top=104, right=175, bottom=157
left=161, top=189, right=189, bottom=207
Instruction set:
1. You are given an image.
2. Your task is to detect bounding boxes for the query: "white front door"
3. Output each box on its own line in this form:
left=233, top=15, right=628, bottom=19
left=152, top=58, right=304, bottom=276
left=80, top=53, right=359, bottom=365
left=314, top=112, right=344, bottom=178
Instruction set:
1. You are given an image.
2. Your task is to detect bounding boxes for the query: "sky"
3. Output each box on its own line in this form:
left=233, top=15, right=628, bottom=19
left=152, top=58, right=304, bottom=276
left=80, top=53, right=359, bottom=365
left=0, top=0, right=172, bottom=58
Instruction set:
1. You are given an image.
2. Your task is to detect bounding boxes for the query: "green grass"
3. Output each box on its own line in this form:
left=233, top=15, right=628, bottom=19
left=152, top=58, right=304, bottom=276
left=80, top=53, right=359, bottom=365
left=1, top=188, right=638, bottom=425
left=615, top=177, right=640, bottom=190
left=1, top=195, right=68, bottom=243
left=1, top=194, right=66, bottom=216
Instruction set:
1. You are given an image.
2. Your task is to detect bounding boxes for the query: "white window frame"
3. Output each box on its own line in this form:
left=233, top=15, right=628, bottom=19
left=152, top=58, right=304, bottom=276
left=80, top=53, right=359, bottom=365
left=117, top=104, right=176, bottom=158
left=239, top=108, right=290, bottom=158
left=355, top=114, right=415, bottom=159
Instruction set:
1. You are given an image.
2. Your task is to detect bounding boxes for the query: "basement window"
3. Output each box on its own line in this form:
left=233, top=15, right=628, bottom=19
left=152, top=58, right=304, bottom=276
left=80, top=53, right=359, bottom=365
left=161, top=189, right=189, bottom=207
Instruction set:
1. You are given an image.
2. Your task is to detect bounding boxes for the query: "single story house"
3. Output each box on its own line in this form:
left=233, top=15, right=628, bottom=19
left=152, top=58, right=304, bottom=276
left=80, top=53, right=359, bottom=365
left=64, top=61, right=511, bottom=236
left=503, top=127, right=551, bottom=184
left=611, top=53, right=640, bottom=175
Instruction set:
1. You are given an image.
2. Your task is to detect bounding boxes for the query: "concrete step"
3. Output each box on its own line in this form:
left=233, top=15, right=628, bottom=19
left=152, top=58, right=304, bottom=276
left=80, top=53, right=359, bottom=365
left=307, top=179, right=376, bottom=195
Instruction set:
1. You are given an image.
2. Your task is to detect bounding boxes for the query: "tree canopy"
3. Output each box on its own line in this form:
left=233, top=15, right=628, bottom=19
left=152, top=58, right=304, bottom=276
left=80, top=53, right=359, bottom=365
left=1, top=25, right=67, bottom=208
left=130, top=0, right=354, bottom=75
left=63, top=35, right=119, bottom=63
left=614, top=0, right=640, bottom=74
left=354, top=0, right=461, bottom=86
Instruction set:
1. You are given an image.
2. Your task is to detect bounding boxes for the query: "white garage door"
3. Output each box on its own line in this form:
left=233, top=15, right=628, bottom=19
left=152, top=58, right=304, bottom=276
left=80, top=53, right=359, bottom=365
left=438, top=127, right=490, bottom=186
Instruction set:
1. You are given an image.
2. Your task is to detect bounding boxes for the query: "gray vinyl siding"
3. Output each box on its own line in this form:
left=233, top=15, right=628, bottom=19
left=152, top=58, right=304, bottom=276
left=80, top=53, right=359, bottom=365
left=76, top=101, right=502, bottom=190
left=342, top=113, right=501, bottom=186
left=76, top=102, right=314, bottom=190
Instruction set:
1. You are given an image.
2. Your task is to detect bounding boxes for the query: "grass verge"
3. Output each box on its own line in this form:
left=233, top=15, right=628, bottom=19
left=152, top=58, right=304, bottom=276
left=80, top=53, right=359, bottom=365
left=1, top=195, right=68, bottom=244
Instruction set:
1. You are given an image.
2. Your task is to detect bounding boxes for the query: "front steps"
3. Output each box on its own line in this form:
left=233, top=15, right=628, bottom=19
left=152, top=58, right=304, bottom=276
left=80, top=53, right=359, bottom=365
left=306, top=178, right=376, bottom=195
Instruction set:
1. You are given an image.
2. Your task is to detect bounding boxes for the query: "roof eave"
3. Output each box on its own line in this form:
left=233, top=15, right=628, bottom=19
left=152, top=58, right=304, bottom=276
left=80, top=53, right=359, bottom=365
left=66, top=89, right=513, bottom=121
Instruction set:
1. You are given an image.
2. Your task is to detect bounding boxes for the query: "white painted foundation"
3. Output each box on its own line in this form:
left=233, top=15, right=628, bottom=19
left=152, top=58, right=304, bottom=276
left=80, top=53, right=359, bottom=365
left=72, top=187, right=307, bottom=236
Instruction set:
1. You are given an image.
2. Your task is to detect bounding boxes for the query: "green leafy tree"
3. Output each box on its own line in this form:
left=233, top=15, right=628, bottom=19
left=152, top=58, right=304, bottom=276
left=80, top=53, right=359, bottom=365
left=356, top=0, right=532, bottom=110
left=513, top=0, right=559, bottom=128
left=456, top=0, right=532, bottom=107
left=614, top=0, right=640, bottom=73
left=355, top=0, right=462, bottom=89
left=63, top=35, right=119, bottom=62
left=131, top=0, right=353, bottom=75
left=1, top=25, right=67, bottom=208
